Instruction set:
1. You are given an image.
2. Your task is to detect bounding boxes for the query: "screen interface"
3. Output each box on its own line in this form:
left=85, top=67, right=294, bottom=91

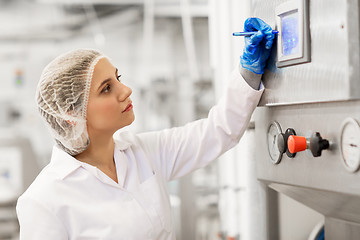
left=281, top=10, right=299, bottom=56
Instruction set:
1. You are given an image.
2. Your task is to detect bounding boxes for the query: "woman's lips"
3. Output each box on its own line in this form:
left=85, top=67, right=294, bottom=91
left=122, top=102, right=133, bottom=113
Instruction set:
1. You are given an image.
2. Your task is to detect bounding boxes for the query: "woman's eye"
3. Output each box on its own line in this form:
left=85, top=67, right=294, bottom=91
left=101, top=84, right=111, bottom=93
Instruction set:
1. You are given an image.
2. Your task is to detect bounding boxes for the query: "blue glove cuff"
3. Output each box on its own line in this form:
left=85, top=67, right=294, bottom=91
left=240, top=55, right=265, bottom=74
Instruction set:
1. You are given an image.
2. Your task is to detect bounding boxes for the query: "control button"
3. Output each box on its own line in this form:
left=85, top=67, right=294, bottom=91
left=277, top=133, right=286, bottom=154
left=284, top=128, right=297, bottom=158
left=310, top=132, right=329, bottom=157
left=288, top=135, right=307, bottom=154
left=288, top=132, right=329, bottom=157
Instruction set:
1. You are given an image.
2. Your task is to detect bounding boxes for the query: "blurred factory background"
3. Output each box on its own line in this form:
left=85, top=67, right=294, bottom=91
left=0, top=0, right=334, bottom=239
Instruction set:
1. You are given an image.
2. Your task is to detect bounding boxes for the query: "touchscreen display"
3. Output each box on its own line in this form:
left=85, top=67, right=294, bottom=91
left=281, top=10, right=299, bottom=56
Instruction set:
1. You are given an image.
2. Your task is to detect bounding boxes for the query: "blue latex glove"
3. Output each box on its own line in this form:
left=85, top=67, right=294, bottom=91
left=240, top=17, right=275, bottom=74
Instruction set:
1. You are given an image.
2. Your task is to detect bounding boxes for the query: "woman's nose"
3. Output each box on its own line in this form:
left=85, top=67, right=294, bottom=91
left=118, top=83, right=132, bottom=101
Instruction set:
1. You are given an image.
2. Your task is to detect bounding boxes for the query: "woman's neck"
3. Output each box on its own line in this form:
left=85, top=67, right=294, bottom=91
left=75, top=134, right=115, bottom=169
left=75, top=134, right=119, bottom=183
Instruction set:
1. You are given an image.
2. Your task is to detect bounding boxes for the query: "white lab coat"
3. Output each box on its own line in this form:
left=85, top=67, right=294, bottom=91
left=16, top=68, right=264, bottom=240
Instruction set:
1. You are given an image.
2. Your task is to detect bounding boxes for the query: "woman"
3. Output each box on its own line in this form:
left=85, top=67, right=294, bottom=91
left=16, top=18, right=275, bottom=239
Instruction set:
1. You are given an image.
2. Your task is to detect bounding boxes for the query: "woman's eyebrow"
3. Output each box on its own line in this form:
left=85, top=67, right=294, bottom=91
left=97, top=68, right=118, bottom=91
left=97, top=78, right=111, bottom=91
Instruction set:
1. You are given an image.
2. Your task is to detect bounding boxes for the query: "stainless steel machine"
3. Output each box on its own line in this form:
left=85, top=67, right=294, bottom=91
left=253, top=0, right=360, bottom=239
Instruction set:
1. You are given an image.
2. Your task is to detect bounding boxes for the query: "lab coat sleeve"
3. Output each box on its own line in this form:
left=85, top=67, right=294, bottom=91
left=16, top=196, right=68, bottom=240
left=138, top=68, right=264, bottom=181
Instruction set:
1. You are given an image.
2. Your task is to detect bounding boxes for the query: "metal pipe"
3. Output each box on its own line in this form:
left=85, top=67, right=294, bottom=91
left=180, top=0, right=200, bottom=81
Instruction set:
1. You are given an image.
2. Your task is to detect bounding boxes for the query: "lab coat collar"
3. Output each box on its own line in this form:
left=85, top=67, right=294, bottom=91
left=50, top=145, right=83, bottom=180
left=50, top=133, right=133, bottom=180
left=113, top=131, right=133, bottom=150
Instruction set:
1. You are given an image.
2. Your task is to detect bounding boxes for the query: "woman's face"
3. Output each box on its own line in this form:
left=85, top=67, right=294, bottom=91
left=86, top=58, right=134, bottom=135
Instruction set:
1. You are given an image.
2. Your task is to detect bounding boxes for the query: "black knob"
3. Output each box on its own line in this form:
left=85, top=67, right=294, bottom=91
left=284, top=128, right=296, bottom=158
left=310, top=132, right=329, bottom=157
left=277, top=133, right=286, bottom=154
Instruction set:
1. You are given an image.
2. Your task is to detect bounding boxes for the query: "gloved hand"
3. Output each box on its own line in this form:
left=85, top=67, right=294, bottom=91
left=240, top=17, right=275, bottom=74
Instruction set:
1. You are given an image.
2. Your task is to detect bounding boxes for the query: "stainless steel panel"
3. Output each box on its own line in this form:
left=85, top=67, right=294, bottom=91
left=254, top=100, right=360, bottom=239
left=325, top=218, right=360, bottom=240
left=269, top=183, right=360, bottom=223
left=250, top=0, right=360, bottom=105
left=269, top=183, right=360, bottom=239
left=255, top=101, right=360, bottom=196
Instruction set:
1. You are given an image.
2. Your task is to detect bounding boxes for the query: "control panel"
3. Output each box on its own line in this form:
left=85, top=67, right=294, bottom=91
left=255, top=102, right=360, bottom=239
left=267, top=122, right=330, bottom=161
left=265, top=117, right=360, bottom=175
left=255, top=100, right=360, bottom=196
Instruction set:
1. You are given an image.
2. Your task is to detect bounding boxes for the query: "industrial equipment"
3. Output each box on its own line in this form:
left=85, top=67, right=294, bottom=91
left=254, top=0, right=360, bottom=239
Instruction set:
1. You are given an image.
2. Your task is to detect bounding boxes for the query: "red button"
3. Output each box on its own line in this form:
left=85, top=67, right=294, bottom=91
left=288, top=135, right=307, bottom=153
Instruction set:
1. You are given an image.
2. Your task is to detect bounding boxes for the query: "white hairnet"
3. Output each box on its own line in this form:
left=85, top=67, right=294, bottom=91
left=36, top=49, right=105, bottom=156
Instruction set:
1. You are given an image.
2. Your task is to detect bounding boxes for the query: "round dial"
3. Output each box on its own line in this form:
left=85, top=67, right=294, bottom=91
left=267, top=121, right=283, bottom=164
left=340, top=118, right=360, bottom=172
